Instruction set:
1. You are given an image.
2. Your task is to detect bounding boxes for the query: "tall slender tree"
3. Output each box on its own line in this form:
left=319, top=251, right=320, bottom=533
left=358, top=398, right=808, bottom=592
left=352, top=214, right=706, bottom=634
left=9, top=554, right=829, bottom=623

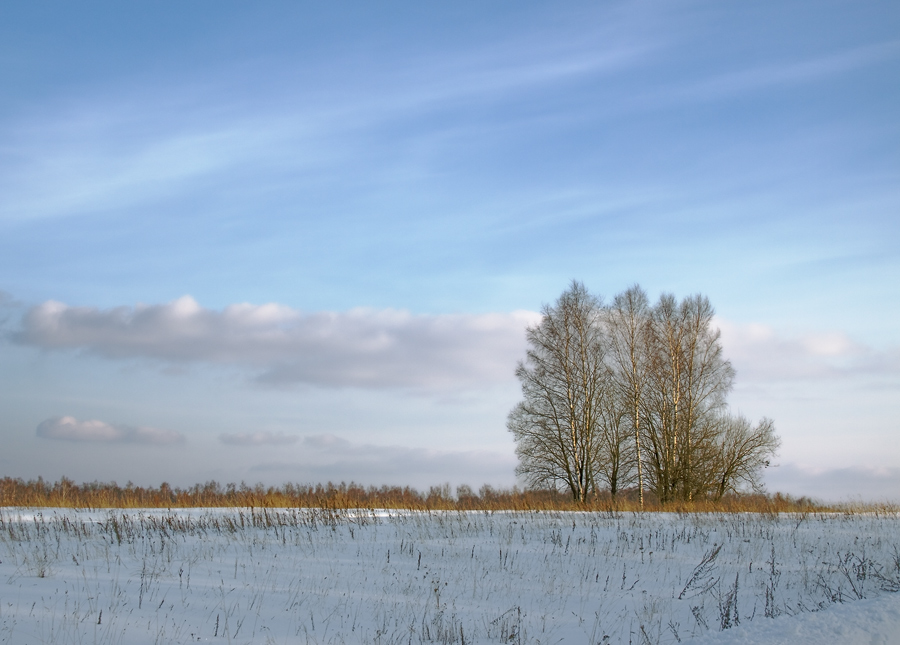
left=643, top=293, right=735, bottom=502
left=607, top=285, right=651, bottom=506
left=507, top=281, right=609, bottom=502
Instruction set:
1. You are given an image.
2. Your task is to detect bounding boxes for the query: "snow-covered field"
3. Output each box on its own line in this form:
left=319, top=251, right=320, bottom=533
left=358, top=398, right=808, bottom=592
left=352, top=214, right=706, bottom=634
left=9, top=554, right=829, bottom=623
left=1, top=508, right=898, bottom=644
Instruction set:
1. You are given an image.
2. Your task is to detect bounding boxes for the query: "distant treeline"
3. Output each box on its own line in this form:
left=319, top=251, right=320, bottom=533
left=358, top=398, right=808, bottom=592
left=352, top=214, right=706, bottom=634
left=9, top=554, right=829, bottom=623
left=0, top=476, right=851, bottom=513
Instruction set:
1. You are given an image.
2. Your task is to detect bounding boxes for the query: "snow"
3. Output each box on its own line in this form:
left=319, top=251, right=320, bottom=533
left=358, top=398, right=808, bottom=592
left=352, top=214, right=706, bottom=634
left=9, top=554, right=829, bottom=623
left=1, top=508, right=898, bottom=644
left=683, top=593, right=900, bottom=644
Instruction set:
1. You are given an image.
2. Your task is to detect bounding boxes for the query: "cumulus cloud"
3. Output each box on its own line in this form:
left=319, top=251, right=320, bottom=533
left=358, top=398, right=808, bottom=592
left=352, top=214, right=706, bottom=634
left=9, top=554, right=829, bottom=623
left=250, top=434, right=517, bottom=488
left=716, top=317, right=900, bottom=383
left=219, top=431, right=299, bottom=446
left=16, top=296, right=540, bottom=390
left=36, top=416, right=184, bottom=445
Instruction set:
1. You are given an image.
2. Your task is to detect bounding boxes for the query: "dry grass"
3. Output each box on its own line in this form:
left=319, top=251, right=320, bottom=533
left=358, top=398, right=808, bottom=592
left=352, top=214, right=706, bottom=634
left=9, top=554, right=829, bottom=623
left=3, top=476, right=890, bottom=513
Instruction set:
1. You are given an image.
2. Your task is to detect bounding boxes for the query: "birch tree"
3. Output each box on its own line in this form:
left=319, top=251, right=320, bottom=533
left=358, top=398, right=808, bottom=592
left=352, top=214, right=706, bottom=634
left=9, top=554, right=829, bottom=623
left=507, top=281, right=609, bottom=502
left=643, top=293, right=734, bottom=503
left=608, top=285, right=651, bottom=506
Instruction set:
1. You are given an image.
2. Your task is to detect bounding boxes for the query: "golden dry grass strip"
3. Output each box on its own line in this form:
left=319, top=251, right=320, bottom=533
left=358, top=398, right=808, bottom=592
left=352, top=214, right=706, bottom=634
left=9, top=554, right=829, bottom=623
left=4, top=476, right=894, bottom=513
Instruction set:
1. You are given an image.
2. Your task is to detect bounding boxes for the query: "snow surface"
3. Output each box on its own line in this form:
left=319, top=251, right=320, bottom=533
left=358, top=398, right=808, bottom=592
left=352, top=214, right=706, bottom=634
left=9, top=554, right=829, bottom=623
left=683, top=593, right=900, bottom=644
left=1, top=508, right=898, bottom=644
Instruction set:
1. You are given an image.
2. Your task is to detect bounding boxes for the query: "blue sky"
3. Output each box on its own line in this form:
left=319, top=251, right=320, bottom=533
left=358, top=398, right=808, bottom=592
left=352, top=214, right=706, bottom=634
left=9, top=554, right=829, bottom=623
left=1, top=1, right=898, bottom=501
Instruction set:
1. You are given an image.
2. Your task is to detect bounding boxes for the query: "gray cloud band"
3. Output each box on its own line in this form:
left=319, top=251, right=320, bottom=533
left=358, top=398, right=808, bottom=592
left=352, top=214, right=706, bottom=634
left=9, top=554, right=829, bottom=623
left=219, top=432, right=300, bottom=446
left=764, top=464, right=900, bottom=503
left=15, top=296, right=539, bottom=390
left=249, top=434, right=518, bottom=485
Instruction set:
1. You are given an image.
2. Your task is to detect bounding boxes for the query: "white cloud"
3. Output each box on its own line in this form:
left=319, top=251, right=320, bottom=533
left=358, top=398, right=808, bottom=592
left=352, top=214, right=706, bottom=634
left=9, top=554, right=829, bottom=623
left=16, top=299, right=899, bottom=392
left=219, top=431, right=299, bottom=446
left=16, top=296, right=540, bottom=391
left=36, top=416, right=184, bottom=445
left=715, top=317, right=900, bottom=383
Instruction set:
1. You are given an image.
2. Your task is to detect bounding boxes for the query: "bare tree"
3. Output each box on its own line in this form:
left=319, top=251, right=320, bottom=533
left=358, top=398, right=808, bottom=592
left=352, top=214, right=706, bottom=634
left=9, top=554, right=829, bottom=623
left=678, top=295, right=735, bottom=499
left=507, top=281, right=609, bottom=502
left=710, top=415, right=780, bottom=499
left=593, top=382, right=635, bottom=500
left=642, top=293, right=735, bottom=503
left=642, top=294, right=685, bottom=503
left=607, top=285, right=651, bottom=506
left=509, top=282, right=779, bottom=505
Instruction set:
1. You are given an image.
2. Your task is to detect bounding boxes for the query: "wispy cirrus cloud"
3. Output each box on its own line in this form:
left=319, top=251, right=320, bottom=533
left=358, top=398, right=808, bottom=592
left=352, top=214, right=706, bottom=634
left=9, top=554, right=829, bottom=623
left=36, top=416, right=184, bottom=445
left=0, top=20, right=647, bottom=224
left=15, top=296, right=539, bottom=391
left=651, top=40, right=900, bottom=108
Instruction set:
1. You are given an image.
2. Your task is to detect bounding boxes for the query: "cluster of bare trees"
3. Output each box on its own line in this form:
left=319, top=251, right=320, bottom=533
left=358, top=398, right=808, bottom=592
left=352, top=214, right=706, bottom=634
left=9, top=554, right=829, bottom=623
left=508, top=281, right=780, bottom=504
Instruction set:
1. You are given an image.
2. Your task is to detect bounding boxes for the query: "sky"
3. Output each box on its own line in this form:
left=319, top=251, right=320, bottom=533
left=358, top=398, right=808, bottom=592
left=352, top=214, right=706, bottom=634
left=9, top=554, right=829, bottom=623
left=1, top=1, right=898, bottom=502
